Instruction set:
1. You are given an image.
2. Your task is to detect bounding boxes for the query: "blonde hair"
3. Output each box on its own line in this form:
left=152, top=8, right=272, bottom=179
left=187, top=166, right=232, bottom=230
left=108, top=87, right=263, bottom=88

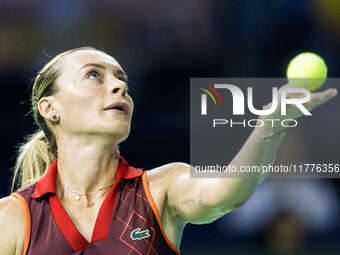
left=11, top=46, right=98, bottom=192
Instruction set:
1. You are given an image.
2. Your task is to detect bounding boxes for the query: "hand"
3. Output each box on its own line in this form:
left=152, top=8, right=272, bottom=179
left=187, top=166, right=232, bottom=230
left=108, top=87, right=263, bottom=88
left=257, top=83, right=338, bottom=137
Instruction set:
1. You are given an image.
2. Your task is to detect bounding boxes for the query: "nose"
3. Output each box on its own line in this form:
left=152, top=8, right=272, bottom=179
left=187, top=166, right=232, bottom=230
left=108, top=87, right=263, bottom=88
left=110, top=81, right=127, bottom=97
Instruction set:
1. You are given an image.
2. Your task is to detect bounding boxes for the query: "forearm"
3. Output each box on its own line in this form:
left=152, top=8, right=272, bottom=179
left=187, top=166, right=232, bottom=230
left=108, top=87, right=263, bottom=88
left=199, top=127, right=286, bottom=212
left=229, top=127, right=286, bottom=184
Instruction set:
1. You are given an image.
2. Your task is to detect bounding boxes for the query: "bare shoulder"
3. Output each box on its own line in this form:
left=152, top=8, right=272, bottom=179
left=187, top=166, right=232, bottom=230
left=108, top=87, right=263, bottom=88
left=145, top=162, right=191, bottom=214
left=0, top=195, right=26, bottom=254
left=0, top=195, right=26, bottom=228
left=145, top=162, right=190, bottom=247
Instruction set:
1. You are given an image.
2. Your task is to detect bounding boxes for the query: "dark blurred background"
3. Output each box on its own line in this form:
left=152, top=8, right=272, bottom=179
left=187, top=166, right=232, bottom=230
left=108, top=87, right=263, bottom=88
left=0, top=0, right=339, bottom=254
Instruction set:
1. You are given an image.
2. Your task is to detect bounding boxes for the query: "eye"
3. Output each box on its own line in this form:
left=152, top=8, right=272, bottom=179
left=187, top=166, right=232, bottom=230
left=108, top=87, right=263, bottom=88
left=85, top=68, right=103, bottom=80
left=115, top=73, right=128, bottom=83
left=88, top=71, right=100, bottom=79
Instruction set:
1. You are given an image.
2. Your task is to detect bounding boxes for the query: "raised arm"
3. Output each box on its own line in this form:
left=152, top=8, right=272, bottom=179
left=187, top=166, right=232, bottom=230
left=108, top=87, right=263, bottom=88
left=166, top=85, right=337, bottom=225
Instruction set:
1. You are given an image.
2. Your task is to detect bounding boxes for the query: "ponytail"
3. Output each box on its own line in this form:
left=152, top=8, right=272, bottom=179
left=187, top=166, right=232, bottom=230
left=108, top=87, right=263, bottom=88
left=11, top=130, right=56, bottom=193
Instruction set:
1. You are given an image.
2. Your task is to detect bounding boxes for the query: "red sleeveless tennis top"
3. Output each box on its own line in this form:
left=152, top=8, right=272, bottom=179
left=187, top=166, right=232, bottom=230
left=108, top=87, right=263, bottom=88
left=11, top=156, right=180, bottom=255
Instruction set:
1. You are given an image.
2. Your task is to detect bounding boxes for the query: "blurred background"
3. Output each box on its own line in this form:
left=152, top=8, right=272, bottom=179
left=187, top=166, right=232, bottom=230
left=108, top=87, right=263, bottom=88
left=0, top=0, right=339, bottom=254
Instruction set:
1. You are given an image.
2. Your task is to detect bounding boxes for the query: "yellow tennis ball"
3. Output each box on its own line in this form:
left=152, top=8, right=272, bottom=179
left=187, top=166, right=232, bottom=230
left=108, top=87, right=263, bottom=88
left=286, top=52, right=327, bottom=91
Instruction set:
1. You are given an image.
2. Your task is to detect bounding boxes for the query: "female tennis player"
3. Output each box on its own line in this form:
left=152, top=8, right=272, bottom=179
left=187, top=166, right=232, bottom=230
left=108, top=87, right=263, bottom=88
left=0, top=47, right=337, bottom=255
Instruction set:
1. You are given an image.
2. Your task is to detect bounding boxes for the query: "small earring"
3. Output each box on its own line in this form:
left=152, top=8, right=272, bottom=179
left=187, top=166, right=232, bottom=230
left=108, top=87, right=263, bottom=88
left=52, top=115, right=58, bottom=121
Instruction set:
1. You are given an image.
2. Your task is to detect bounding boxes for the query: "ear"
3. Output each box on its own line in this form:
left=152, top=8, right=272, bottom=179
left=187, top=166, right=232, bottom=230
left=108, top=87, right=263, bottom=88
left=37, top=96, right=59, bottom=121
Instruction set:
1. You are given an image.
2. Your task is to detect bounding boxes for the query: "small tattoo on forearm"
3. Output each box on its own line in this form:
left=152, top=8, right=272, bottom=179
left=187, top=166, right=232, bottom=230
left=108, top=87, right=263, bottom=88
left=181, top=198, right=195, bottom=205
left=199, top=188, right=204, bottom=205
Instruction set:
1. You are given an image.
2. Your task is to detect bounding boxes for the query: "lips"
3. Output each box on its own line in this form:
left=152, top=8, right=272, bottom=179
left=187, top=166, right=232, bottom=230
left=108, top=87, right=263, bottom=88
left=104, top=101, right=129, bottom=114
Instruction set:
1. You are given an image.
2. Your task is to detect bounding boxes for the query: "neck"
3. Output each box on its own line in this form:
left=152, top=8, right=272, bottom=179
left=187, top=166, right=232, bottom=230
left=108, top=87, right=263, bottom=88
left=56, top=134, right=120, bottom=194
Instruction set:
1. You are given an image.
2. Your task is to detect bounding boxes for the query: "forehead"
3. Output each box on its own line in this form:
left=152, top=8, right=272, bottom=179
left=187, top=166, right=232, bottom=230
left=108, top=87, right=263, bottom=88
left=62, top=49, right=122, bottom=71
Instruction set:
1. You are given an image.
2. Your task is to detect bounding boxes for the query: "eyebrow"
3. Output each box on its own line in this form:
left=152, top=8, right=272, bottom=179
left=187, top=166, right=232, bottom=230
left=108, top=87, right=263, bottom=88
left=80, top=63, right=128, bottom=79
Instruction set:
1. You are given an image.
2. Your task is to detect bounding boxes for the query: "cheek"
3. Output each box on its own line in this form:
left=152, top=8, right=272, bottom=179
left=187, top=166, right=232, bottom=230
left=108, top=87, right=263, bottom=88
left=58, top=88, right=101, bottom=123
left=127, top=96, right=134, bottom=114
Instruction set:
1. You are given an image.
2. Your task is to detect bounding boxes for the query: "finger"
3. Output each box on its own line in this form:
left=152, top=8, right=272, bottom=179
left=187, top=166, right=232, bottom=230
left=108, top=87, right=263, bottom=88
left=320, top=88, right=338, bottom=100
left=311, top=88, right=337, bottom=103
left=279, top=83, right=311, bottom=99
left=305, top=88, right=338, bottom=110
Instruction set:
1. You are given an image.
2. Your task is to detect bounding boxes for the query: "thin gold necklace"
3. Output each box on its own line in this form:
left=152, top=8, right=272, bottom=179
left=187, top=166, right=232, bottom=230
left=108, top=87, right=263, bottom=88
left=56, top=175, right=115, bottom=207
